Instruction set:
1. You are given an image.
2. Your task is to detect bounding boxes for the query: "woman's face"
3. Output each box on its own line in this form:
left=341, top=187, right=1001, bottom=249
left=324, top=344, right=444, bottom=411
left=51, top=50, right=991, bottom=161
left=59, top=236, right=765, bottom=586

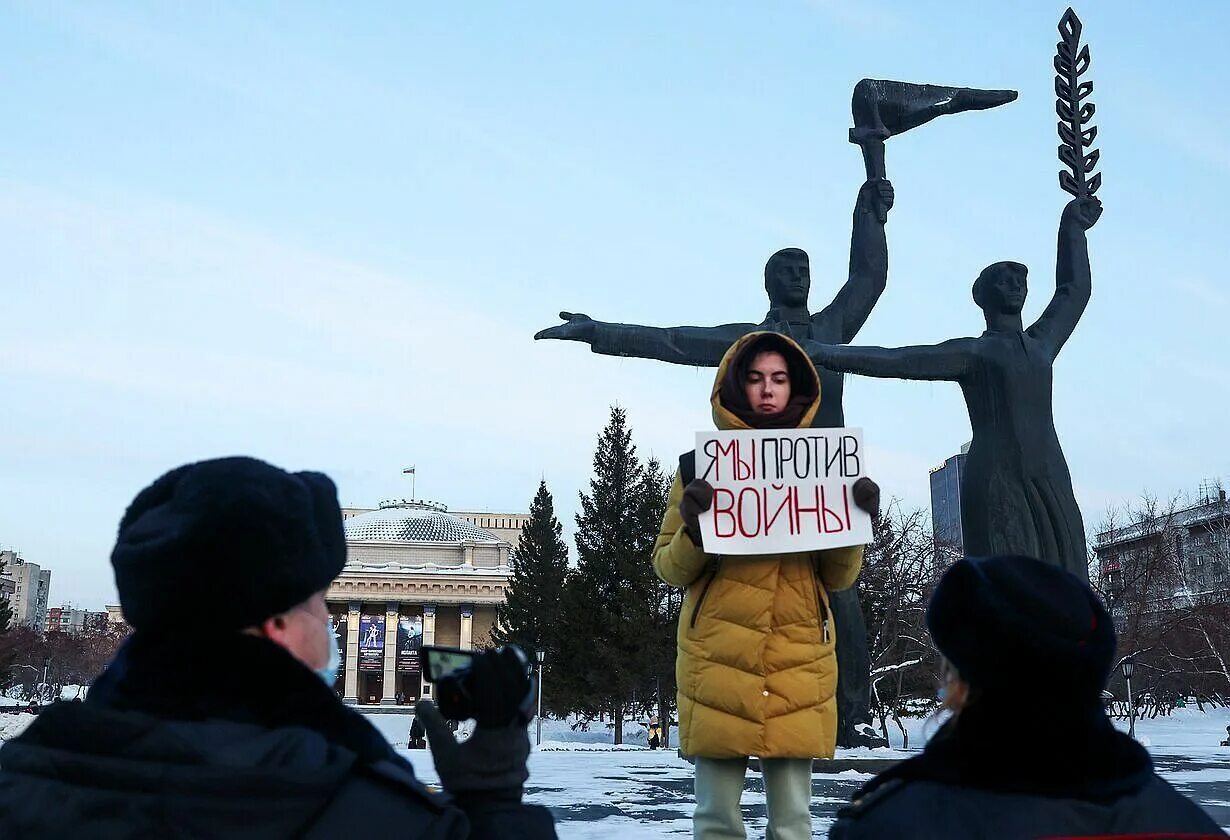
left=744, top=350, right=792, bottom=415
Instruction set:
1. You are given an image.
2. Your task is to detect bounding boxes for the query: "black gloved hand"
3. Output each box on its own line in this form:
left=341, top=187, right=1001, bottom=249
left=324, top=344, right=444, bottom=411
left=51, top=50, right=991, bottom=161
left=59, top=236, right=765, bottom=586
left=679, top=479, right=714, bottom=545
left=852, top=477, right=880, bottom=520
left=415, top=647, right=534, bottom=800
left=459, top=645, right=535, bottom=728
left=417, top=699, right=530, bottom=800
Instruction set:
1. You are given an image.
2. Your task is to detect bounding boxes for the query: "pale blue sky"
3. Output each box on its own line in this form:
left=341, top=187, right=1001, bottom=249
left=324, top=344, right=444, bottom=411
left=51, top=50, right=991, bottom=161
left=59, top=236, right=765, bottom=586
left=2, top=2, right=1228, bottom=608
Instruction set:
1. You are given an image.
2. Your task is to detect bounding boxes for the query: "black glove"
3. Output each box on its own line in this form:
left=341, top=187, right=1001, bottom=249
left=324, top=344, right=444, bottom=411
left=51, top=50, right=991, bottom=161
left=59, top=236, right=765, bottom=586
left=852, top=477, right=880, bottom=519
left=679, top=479, right=714, bottom=545
left=415, top=647, right=534, bottom=800
left=416, top=700, right=530, bottom=800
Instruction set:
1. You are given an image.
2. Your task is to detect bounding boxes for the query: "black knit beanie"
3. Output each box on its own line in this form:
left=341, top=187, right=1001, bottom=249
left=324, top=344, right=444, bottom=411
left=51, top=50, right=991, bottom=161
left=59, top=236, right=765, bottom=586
left=111, top=456, right=346, bottom=633
left=927, top=555, right=1115, bottom=699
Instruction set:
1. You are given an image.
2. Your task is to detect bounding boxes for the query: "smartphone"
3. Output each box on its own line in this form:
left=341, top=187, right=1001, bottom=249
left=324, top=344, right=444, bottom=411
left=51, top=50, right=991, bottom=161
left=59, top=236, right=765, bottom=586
left=420, top=646, right=476, bottom=682
left=418, top=644, right=538, bottom=725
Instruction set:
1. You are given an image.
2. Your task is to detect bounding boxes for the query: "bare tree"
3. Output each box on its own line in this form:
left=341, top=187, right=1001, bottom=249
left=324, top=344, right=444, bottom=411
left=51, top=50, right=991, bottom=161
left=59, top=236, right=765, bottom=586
left=2, top=625, right=128, bottom=702
left=858, top=501, right=950, bottom=745
left=1092, top=491, right=1230, bottom=714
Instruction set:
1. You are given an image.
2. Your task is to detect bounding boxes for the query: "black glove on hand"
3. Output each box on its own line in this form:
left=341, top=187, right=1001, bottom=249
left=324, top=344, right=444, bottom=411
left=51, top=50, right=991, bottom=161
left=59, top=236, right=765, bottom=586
left=852, top=477, right=880, bottom=519
left=417, top=700, right=530, bottom=800
left=463, top=645, right=534, bottom=728
left=415, top=647, right=533, bottom=800
left=679, top=479, right=714, bottom=545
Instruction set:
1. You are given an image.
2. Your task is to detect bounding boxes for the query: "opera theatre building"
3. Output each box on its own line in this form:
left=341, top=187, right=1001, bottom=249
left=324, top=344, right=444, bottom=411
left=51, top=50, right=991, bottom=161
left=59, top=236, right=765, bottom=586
left=326, top=498, right=526, bottom=707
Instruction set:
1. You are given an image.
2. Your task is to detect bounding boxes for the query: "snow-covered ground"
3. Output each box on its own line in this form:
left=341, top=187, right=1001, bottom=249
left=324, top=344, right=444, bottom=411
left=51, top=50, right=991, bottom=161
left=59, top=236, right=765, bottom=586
left=370, top=709, right=1230, bottom=837
left=0, top=713, right=36, bottom=743
left=0, top=684, right=86, bottom=704
left=1, top=702, right=1224, bottom=835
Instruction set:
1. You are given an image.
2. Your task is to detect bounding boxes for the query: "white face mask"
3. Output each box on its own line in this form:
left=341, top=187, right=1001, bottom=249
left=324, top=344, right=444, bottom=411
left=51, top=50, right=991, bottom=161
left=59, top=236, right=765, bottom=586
left=316, top=618, right=342, bottom=686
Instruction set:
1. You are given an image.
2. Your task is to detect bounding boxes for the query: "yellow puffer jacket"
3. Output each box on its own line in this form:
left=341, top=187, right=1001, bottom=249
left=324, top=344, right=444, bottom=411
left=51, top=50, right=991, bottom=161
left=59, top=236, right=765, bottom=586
left=653, top=332, right=864, bottom=760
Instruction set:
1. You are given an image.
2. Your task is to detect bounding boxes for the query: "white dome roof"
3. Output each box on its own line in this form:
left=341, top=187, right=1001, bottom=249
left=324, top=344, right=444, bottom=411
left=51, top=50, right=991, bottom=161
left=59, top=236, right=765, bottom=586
left=344, top=501, right=500, bottom=544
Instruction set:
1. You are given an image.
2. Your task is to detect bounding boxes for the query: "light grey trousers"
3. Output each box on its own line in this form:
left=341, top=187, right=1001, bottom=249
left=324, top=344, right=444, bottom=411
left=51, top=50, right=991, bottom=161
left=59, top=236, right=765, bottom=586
left=694, top=756, right=813, bottom=840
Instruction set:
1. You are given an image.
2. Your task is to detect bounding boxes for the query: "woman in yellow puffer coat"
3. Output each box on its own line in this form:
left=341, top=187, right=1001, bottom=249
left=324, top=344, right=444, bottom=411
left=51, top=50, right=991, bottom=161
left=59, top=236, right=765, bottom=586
left=653, top=331, right=878, bottom=840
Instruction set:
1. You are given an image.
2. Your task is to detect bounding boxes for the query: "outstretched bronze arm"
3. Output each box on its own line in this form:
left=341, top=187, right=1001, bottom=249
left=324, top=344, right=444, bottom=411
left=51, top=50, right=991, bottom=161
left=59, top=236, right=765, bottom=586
left=806, top=337, right=976, bottom=382
left=816, top=179, right=893, bottom=344
left=1027, top=197, right=1102, bottom=358
left=535, top=312, right=752, bottom=367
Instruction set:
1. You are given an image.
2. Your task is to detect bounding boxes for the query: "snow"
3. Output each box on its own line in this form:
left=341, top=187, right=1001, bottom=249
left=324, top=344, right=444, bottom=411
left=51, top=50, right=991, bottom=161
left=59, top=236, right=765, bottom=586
left=538, top=741, right=646, bottom=752
left=1110, top=705, right=1230, bottom=754
left=363, top=708, right=1230, bottom=836
left=0, top=690, right=36, bottom=704
left=0, top=713, right=36, bottom=742
left=59, top=684, right=87, bottom=701
left=1, top=701, right=1225, bottom=833
left=0, top=684, right=86, bottom=704
left=365, top=712, right=677, bottom=751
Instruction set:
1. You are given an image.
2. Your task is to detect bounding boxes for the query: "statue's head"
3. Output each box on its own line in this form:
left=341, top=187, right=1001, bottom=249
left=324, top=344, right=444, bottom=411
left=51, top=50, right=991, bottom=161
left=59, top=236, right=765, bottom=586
left=972, top=261, right=1028, bottom=316
left=764, top=248, right=810, bottom=308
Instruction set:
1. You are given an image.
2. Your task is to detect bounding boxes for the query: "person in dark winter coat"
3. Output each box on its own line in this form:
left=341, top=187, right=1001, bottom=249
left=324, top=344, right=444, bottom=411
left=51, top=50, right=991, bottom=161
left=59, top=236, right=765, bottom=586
left=830, top=555, right=1223, bottom=839
left=410, top=714, right=428, bottom=750
left=0, top=457, right=556, bottom=840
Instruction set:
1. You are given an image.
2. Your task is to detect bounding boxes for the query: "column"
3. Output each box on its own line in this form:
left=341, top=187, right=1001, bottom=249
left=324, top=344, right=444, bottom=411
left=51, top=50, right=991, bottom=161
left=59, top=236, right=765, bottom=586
left=343, top=601, right=360, bottom=703
left=420, top=604, right=436, bottom=699
left=463, top=544, right=475, bottom=567
left=382, top=601, right=399, bottom=705
left=460, top=605, right=474, bottom=651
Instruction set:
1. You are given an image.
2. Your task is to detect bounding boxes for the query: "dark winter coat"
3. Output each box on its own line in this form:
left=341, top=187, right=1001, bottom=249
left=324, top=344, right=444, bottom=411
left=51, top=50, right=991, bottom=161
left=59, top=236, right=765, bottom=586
left=410, top=715, right=428, bottom=749
left=830, top=700, right=1222, bottom=839
left=0, top=633, right=556, bottom=839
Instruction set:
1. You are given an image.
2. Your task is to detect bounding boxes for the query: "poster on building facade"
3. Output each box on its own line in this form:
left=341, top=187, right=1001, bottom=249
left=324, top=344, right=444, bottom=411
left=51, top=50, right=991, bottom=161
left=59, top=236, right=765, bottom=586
left=332, top=615, right=347, bottom=672
left=694, top=427, right=872, bottom=555
left=358, top=614, right=385, bottom=672
left=331, top=615, right=347, bottom=689
left=396, top=615, right=424, bottom=673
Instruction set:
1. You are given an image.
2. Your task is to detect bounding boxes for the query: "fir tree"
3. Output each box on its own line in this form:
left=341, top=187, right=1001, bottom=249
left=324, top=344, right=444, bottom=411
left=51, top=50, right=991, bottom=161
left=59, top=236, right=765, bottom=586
left=494, top=480, right=568, bottom=666
left=556, top=405, right=665, bottom=743
left=637, top=457, right=679, bottom=746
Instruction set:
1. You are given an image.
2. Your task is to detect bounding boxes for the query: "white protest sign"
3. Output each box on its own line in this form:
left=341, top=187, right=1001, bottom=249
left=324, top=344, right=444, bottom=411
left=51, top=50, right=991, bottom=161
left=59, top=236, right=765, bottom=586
left=694, top=427, right=872, bottom=555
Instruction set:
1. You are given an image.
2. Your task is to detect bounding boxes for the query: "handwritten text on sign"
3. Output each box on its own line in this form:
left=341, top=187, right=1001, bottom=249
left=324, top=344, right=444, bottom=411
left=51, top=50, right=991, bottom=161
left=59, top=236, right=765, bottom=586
left=695, top=428, right=871, bottom=555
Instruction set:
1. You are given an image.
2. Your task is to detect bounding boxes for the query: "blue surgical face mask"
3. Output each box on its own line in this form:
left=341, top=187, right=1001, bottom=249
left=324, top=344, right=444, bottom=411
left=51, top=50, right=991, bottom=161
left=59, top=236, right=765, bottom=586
left=316, top=618, right=342, bottom=686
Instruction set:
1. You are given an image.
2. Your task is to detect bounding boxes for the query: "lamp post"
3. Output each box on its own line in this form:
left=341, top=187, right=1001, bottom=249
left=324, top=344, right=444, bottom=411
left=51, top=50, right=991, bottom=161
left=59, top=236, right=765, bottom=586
left=535, top=649, right=545, bottom=747
left=1121, top=656, right=1136, bottom=740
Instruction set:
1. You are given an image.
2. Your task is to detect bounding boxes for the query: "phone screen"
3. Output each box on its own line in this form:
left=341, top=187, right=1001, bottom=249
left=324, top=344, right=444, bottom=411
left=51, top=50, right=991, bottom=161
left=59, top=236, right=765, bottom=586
left=422, top=647, right=475, bottom=682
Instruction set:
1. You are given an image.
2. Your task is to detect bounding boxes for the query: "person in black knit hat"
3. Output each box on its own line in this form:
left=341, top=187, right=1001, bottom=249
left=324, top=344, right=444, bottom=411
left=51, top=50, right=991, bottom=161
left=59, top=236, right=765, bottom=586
left=830, top=555, right=1223, bottom=839
left=0, top=456, right=557, bottom=840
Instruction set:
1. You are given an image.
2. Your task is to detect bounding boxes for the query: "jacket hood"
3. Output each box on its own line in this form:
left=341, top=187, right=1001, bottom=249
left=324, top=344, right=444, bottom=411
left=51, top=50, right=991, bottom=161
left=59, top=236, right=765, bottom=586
left=710, top=331, right=821, bottom=430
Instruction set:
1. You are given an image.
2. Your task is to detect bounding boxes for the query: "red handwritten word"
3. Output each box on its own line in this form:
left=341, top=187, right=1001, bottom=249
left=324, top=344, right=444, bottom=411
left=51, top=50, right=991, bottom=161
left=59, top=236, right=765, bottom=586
left=711, top=483, right=853, bottom=539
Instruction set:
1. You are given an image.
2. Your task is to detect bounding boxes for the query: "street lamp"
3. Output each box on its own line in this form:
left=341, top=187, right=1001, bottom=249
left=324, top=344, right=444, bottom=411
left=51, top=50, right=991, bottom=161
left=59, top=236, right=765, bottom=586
left=535, top=649, right=545, bottom=747
left=1121, top=656, right=1136, bottom=739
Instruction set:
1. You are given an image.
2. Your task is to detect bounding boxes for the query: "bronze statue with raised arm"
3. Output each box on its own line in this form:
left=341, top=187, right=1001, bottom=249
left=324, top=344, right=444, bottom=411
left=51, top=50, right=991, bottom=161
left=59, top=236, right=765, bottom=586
left=536, top=80, right=1016, bottom=431
left=811, top=9, right=1104, bottom=581
left=535, top=79, right=1018, bottom=749
left=809, top=195, right=1102, bottom=579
